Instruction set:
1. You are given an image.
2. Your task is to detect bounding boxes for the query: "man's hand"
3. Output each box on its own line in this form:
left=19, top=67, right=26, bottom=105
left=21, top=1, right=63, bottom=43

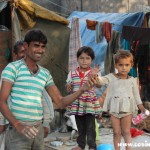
left=43, top=127, right=49, bottom=138
left=15, top=123, right=38, bottom=139
left=81, top=77, right=98, bottom=92
left=66, top=83, right=73, bottom=93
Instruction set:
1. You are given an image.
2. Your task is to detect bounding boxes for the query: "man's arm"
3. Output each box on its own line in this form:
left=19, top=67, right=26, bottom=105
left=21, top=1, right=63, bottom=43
left=47, top=79, right=95, bottom=109
left=0, top=81, right=17, bottom=126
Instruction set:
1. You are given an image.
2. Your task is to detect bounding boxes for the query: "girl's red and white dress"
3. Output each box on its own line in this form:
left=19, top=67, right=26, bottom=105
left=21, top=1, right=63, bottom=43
left=66, top=67, right=102, bottom=116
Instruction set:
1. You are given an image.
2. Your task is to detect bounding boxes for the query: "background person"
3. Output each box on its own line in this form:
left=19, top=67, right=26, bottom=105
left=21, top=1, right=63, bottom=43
left=13, top=40, right=25, bottom=60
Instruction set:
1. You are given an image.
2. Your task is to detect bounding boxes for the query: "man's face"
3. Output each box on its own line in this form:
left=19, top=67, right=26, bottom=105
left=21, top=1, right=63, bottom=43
left=15, top=45, right=25, bottom=60
left=24, top=41, right=46, bottom=62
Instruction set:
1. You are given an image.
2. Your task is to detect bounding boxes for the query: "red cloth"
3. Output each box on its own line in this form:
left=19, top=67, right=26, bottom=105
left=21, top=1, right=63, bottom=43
left=130, top=128, right=144, bottom=138
left=86, top=19, right=98, bottom=30
left=102, top=22, right=112, bottom=43
left=86, top=20, right=112, bottom=42
left=79, top=71, right=85, bottom=79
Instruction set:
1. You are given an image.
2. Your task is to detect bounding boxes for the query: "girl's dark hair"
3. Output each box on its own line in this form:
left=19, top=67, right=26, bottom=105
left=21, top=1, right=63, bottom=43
left=114, top=50, right=133, bottom=64
left=24, top=29, right=47, bottom=45
left=77, top=46, right=95, bottom=60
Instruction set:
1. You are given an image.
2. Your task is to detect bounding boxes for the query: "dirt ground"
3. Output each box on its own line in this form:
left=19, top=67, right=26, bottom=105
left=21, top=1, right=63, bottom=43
left=44, top=128, right=150, bottom=150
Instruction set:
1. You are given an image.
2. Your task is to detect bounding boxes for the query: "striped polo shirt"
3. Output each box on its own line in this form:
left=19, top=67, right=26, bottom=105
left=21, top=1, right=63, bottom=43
left=2, top=59, right=54, bottom=121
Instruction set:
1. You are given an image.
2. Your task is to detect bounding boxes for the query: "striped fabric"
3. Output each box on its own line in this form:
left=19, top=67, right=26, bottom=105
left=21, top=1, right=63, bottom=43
left=66, top=68, right=102, bottom=116
left=2, top=59, right=54, bottom=121
left=68, top=17, right=82, bottom=71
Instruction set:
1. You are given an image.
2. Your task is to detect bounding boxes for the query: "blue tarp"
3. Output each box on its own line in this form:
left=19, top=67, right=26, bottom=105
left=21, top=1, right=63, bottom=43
left=68, top=11, right=144, bottom=96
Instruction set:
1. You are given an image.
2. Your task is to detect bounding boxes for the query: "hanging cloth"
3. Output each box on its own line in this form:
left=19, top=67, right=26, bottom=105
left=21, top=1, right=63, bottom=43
left=102, top=22, right=112, bottom=43
left=86, top=20, right=112, bottom=43
left=104, top=30, right=120, bottom=74
left=123, top=39, right=137, bottom=77
left=122, top=26, right=150, bottom=80
left=95, top=22, right=103, bottom=43
left=122, top=26, right=150, bottom=44
left=68, top=18, right=82, bottom=71
left=86, top=19, right=97, bottom=30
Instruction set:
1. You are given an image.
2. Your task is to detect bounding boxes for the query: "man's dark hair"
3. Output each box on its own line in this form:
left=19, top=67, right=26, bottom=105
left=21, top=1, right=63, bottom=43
left=77, top=46, right=95, bottom=60
left=24, top=29, right=47, bottom=45
left=13, top=40, right=24, bottom=54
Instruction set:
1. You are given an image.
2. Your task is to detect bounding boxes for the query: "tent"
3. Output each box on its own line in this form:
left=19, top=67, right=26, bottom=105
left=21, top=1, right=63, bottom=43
left=0, top=0, right=70, bottom=95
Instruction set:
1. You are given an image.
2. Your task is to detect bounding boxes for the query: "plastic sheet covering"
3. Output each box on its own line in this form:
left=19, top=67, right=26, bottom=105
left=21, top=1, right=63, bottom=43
left=68, top=11, right=144, bottom=96
left=13, top=10, right=22, bottom=43
left=14, top=0, right=69, bottom=29
left=0, top=1, right=7, bottom=12
left=68, top=11, right=144, bottom=74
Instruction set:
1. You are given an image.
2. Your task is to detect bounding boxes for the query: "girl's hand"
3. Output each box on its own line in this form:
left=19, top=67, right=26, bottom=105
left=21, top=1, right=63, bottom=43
left=89, top=64, right=100, bottom=79
left=66, top=83, right=73, bottom=92
left=92, top=64, right=100, bottom=74
left=89, top=65, right=102, bottom=88
left=138, top=104, right=146, bottom=113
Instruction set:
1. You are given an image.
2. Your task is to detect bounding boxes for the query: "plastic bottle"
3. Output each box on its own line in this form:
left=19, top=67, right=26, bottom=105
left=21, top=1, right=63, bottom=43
left=132, top=109, right=150, bottom=125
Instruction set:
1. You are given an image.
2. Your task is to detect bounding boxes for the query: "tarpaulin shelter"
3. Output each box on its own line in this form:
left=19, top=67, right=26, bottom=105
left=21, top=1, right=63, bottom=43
left=68, top=11, right=145, bottom=97
left=68, top=11, right=145, bottom=73
left=0, top=0, right=70, bottom=95
left=68, top=11, right=150, bottom=132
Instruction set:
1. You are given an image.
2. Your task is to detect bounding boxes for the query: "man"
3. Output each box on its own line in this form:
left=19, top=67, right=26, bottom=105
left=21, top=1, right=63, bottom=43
left=0, top=39, right=54, bottom=139
left=0, top=29, right=95, bottom=150
left=13, top=40, right=53, bottom=137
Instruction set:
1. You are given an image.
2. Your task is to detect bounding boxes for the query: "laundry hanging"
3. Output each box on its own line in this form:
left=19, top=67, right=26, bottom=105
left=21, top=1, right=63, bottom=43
left=68, top=17, right=82, bottom=71
left=122, top=25, right=150, bottom=85
left=86, top=19, right=120, bottom=74
left=122, top=26, right=150, bottom=44
left=86, top=19, right=112, bottom=43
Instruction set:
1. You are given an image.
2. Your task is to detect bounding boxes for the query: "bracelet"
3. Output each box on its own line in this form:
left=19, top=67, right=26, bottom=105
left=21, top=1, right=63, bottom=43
left=13, top=121, right=21, bottom=128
